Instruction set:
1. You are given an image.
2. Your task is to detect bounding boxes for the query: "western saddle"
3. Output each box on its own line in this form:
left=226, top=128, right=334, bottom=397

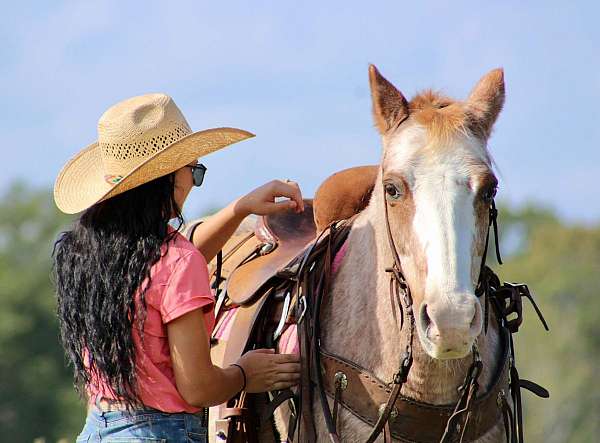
left=203, top=165, right=378, bottom=307
left=184, top=165, right=378, bottom=443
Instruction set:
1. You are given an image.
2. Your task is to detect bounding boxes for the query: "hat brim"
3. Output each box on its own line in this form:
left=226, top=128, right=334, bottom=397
left=54, top=127, right=255, bottom=214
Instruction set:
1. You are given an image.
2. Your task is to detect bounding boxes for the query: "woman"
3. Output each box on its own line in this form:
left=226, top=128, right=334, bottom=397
left=52, top=93, right=302, bottom=442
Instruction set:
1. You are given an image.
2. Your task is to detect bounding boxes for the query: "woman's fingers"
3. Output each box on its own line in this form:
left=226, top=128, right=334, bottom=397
left=276, top=362, right=301, bottom=374
left=273, top=353, right=300, bottom=364
left=267, top=199, right=298, bottom=213
left=270, top=379, right=300, bottom=391
left=270, top=371, right=301, bottom=391
left=271, top=180, right=304, bottom=213
left=274, top=371, right=301, bottom=383
left=249, top=348, right=276, bottom=354
left=240, top=179, right=304, bottom=216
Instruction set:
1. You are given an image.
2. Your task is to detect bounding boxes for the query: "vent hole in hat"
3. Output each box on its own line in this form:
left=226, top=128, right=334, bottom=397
left=100, top=123, right=191, bottom=161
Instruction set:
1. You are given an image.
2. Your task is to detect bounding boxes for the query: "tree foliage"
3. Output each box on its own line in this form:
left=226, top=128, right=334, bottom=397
left=0, top=182, right=83, bottom=441
left=493, top=204, right=600, bottom=442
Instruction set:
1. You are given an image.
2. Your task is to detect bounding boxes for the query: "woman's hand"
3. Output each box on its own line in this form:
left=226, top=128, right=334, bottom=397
left=234, top=179, right=305, bottom=217
left=236, top=348, right=300, bottom=393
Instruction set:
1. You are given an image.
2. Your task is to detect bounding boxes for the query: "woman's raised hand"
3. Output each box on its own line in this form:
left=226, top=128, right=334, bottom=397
left=235, top=348, right=301, bottom=393
left=235, top=179, right=305, bottom=217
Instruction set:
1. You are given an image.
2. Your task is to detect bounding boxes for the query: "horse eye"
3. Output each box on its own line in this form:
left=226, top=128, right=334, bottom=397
left=385, top=183, right=402, bottom=200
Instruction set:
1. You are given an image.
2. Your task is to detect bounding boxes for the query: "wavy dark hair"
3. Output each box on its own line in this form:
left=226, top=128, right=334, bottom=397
left=52, top=172, right=184, bottom=408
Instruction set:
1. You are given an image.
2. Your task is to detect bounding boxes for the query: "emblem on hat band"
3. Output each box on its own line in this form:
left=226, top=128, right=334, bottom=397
left=104, top=174, right=124, bottom=185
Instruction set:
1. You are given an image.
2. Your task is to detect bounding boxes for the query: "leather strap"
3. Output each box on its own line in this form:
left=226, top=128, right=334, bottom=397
left=319, top=328, right=511, bottom=443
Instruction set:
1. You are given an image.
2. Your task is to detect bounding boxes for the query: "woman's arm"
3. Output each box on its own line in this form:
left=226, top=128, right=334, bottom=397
left=168, top=308, right=300, bottom=407
left=191, top=180, right=304, bottom=262
left=189, top=197, right=245, bottom=263
left=168, top=308, right=242, bottom=406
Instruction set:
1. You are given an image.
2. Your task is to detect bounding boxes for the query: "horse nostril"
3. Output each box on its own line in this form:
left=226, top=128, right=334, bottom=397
left=420, top=303, right=432, bottom=332
left=469, top=300, right=483, bottom=334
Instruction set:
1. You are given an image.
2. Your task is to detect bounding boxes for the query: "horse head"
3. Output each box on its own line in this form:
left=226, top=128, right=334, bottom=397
left=369, top=64, right=504, bottom=360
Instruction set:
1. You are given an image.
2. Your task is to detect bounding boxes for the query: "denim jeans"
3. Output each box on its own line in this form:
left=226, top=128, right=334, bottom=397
left=76, top=405, right=208, bottom=442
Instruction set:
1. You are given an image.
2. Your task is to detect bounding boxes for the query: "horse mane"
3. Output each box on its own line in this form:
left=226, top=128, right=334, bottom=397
left=408, top=89, right=470, bottom=143
left=406, top=89, right=495, bottom=169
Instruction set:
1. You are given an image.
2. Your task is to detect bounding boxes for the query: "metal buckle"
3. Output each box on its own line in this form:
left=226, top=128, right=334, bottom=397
left=297, top=295, right=307, bottom=324
left=273, top=290, right=292, bottom=341
left=378, top=404, right=398, bottom=419
left=334, top=371, right=348, bottom=391
left=259, top=242, right=276, bottom=255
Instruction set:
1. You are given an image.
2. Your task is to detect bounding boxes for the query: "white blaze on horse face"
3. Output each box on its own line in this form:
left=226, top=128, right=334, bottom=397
left=386, top=125, right=490, bottom=359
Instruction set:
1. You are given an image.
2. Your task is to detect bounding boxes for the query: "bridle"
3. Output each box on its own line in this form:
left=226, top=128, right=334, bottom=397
left=291, top=173, right=550, bottom=443
left=359, top=181, right=503, bottom=443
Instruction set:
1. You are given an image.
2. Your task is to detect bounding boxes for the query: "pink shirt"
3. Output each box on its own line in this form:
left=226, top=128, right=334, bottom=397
left=86, top=227, right=214, bottom=413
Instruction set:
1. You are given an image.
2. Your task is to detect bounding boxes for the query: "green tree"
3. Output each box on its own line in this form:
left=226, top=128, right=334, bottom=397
left=493, top=204, right=600, bottom=442
left=0, top=182, right=84, bottom=441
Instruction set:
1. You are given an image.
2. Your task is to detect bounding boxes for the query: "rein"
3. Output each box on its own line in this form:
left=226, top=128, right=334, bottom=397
left=288, top=180, right=549, bottom=443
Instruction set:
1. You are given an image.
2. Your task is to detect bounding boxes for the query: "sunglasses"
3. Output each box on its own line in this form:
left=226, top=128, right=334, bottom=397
left=187, top=163, right=207, bottom=187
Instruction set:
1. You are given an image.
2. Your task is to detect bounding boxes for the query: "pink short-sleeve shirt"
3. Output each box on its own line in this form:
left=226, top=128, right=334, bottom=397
left=86, top=227, right=214, bottom=413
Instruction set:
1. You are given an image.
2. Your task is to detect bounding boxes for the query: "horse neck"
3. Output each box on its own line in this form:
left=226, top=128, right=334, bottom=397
left=322, top=170, right=502, bottom=404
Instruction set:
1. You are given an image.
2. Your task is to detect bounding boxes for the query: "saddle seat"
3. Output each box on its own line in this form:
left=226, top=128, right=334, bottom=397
left=224, top=200, right=317, bottom=304
left=222, top=165, right=378, bottom=305
left=203, top=165, right=378, bottom=443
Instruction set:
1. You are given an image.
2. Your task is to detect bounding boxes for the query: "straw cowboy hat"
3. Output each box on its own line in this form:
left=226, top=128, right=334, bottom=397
left=54, top=93, right=254, bottom=214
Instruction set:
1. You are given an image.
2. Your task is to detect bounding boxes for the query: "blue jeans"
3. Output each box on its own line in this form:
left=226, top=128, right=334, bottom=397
left=76, top=406, right=208, bottom=442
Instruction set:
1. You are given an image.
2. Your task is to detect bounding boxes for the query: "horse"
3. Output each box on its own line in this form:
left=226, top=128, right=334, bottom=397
left=187, top=65, right=548, bottom=443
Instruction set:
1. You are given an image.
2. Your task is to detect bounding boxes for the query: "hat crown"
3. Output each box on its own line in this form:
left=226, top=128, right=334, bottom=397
left=98, top=93, right=192, bottom=177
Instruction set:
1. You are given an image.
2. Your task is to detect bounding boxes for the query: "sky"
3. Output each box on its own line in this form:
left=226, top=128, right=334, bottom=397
left=1, top=1, right=599, bottom=223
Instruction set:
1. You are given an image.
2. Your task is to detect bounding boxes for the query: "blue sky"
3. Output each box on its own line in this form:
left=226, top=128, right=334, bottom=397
left=1, top=1, right=598, bottom=223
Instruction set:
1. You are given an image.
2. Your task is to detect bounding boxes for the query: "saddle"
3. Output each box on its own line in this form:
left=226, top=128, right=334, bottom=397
left=313, top=164, right=378, bottom=232
left=184, top=166, right=377, bottom=443
left=214, top=165, right=378, bottom=307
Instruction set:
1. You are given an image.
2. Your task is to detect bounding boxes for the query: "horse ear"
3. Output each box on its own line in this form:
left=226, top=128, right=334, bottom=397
left=467, top=68, right=505, bottom=138
left=369, top=64, right=409, bottom=134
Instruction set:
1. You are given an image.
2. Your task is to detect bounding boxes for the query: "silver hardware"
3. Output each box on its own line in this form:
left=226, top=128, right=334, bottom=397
left=273, top=291, right=291, bottom=341
left=334, top=371, right=348, bottom=391
left=297, top=296, right=307, bottom=324
left=378, top=404, right=398, bottom=419
left=472, top=341, right=481, bottom=363
left=286, top=262, right=300, bottom=275
left=497, top=389, right=506, bottom=408
left=259, top=242, right=276, bottom=255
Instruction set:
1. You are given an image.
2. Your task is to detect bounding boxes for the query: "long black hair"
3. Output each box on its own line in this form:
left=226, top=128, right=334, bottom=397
left=52, top=172, right=184, bottom=407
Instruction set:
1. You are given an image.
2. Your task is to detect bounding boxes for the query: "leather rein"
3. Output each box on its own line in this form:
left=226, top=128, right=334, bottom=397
left=287, top=181, right=550, bottom=443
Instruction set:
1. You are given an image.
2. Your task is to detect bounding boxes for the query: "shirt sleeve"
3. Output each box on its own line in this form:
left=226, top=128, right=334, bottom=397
left=160, top=250, right=214, bottom=323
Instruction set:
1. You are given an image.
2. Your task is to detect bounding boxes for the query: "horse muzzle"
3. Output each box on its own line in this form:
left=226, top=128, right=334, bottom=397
left=417, top=295, right=482, bottom=360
